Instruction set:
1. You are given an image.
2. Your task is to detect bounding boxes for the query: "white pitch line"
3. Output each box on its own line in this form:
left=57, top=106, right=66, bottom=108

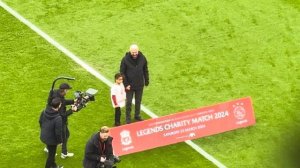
left=0, top=1, right=226, bottom=168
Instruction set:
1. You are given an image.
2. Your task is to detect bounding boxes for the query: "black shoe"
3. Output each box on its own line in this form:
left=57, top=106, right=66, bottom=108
left=134, top=117, right=143, bottom=121
left=114, top=122, right=121, bottom=126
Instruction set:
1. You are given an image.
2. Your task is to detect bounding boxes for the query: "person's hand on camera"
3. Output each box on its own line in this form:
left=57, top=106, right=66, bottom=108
left=71, top=105, right=77, bottom=112
left=126, top=85, right=131, bottom=91
left=100, top=156, right=106, bottom=163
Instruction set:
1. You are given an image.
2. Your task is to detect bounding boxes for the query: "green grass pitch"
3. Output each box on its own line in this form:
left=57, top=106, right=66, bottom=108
left=1, top=0, right=300, bottom=167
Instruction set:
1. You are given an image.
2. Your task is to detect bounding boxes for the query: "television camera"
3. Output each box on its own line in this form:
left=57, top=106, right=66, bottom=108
left=97, top=155, right=121, bottom=168
left=74, top=88, right=98, bottom=111
left=47, top=77, right=98, bottom=111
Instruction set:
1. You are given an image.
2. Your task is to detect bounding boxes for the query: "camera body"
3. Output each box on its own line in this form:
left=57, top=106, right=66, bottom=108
left=74, top=88, right=98, bottom=111
left=96, top=155, right=121, bottom=168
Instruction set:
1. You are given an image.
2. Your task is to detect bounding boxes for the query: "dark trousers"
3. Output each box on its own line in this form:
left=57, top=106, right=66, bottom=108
left=115, top=107, right=121, bottom=125
left=126, top=87, right=143, bottom=123
left=45, top=144, right=57, bottom=168
left=62, top=125, right=70, bottom=154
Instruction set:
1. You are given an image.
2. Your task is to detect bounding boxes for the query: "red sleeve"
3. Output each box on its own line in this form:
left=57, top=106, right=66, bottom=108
left=112, top=95, right=118, bottom=106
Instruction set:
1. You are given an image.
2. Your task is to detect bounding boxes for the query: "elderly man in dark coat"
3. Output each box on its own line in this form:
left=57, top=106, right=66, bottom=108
left=120, top=44, right=149, bottom=124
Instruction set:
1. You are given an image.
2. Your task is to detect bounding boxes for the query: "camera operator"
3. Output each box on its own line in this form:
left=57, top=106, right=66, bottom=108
left=39, top=97, right=63, bottom=168
left=83, top=126, right=120, bottom=168
left=46, top=83, right=77, bottom=159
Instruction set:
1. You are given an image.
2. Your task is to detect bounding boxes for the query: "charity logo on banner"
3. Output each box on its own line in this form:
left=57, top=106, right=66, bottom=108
left=110, top=97, right=256, bottom=156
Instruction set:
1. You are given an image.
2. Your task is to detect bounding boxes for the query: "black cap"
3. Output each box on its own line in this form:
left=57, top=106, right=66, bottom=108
left=59, top=83, right=72, bottom=89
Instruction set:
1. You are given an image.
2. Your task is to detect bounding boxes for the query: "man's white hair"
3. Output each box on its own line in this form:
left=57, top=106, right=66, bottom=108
left=130, top=44, right=139, bottom=51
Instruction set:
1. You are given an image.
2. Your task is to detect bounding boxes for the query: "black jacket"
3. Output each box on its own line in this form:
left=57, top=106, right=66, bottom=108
left=83, top=133, right=114, bottom=168
left=39, top=106, right=62, bottom=145
left=120, top=51, right=149, bottom=89
left=47, top=89, right=74, bottom=126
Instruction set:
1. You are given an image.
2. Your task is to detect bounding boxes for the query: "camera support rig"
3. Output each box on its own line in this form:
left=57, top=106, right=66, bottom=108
left=47, top=76, right=98, bottom=111
left=51, top=76, right=75, bottom=92
left=47, top=76, right=75, bottom=106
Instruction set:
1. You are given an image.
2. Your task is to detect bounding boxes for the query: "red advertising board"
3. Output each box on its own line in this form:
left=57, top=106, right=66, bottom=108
left=110, top=97, right=256, bottom=156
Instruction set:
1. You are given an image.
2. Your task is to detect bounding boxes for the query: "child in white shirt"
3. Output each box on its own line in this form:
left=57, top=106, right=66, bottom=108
left=111, top=73, right=126, bottom=126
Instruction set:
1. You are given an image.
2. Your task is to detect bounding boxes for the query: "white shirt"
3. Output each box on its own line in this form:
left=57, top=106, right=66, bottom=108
left=110, top=83, right=126, bottom=108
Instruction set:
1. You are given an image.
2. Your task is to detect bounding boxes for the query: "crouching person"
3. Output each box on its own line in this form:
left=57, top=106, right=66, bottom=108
left=83, top=126, right=120, bottom=168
